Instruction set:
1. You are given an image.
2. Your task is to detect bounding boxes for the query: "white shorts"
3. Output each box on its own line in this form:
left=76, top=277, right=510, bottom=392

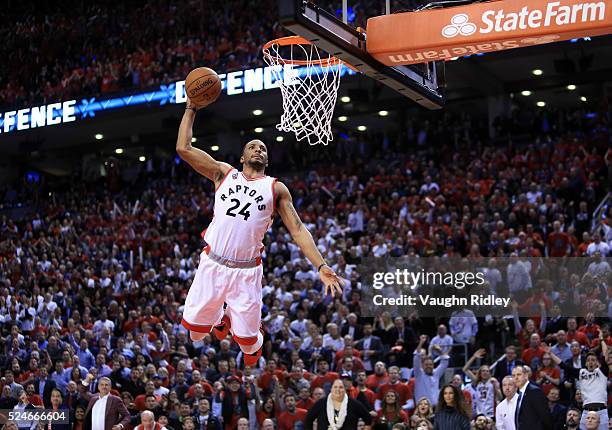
left=181, top=251, right=263, bottom=342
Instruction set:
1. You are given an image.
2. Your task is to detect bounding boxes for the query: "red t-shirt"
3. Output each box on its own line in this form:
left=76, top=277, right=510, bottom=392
left=365, top=374, right=389, bottom=391
left=377, top=382, right=412, bottom=405
left=296, top=397, right=315, bottom=410
left=547, top=232, right=570, bottom=257
left=377, top=409, right=409, bottom=424
left=187, top=381, right=214, bottom=397
left=566, top=330, right=590, bottom=346
left=537, top=367, right=560, bottom=396
left=577, top=324, right=600, bottom=342
left=590, top=336, right=612, bottom=349
left=350, top=386, right=377, bottom=407
left=28, top=394, right=43, bottom=407
left=310, top=372, right=340, bottom=391
left=258, top=370, right=287, bottom=391
left=521, top=346, right=545, bottom=366
left=277, top=409, right=308, bottom=430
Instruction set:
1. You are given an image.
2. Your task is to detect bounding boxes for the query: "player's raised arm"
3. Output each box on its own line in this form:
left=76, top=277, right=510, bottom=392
left=275, top=181, right=343, bottom=297
left=176, top=99, right=231, bottom=185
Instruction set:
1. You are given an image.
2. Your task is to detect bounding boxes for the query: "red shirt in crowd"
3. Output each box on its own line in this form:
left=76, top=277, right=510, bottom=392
left=350, top=386, right=377, bottom=407
left=310, top=372, right=340, bottom=391
left=365, top=373, right=389, bottom=391
left=546, top=232, right=570, bottom=257
left=377, top=381, right=412, bottom=405
left=258, top=369, right=287, bottom=391
left=277, top=408, right=308, bottom=430
left=377, top=409, right=409, bottom=424
left=521, top=346, right=545, bottom=366
left=566, top=330, right=590, bottom=346
left=296, top=397, right=315, bottom=410
left=537, top=367, right=561, bottom=396
left=577, top=323, right=600, bottom=342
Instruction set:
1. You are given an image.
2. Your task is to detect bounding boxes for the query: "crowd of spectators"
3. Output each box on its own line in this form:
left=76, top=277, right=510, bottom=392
left=0, top=0, right=459, bottom=111
left=0, top=105, right=611, bottom=430
left=0, top=0, right=282, bottom=110
left=0, top=0, right=437, bottom=111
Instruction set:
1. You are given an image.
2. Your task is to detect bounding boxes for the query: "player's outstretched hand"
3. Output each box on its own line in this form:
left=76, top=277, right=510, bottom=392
left=320, top=266, right=343, bottom=297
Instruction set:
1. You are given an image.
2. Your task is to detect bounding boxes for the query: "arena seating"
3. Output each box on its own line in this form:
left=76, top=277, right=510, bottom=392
left=0, top=105, right=610, bottom=429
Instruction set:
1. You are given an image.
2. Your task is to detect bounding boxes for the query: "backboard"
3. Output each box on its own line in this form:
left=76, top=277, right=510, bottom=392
left=278, top=0, right=446, bottom=110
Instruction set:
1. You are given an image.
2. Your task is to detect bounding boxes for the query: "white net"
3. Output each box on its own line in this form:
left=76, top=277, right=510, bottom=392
left=263, top=38, right=344, bottom=146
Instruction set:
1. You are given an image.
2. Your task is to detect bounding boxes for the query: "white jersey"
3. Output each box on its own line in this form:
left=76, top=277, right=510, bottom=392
left=577, top=367, right=607, bottom=405
left=204, top=168, right=276, bottom=260
left=473, top=379, right=496, bottom=418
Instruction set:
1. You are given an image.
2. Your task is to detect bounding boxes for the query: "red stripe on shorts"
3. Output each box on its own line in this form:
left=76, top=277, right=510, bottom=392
left=181, top=319, right=213, bottom=333
left=233, top=334, right=258, bottom=345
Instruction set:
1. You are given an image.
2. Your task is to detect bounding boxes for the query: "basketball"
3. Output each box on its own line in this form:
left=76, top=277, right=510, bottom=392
left=185, top=67, right=222, bottom=107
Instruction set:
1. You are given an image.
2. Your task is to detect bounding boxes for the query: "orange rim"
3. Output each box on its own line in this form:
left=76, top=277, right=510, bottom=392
left=263, top=36, right=345, bottom=67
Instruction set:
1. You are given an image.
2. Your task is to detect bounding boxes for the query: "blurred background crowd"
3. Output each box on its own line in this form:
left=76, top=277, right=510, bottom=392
left=0, top=1, right=611, bottom=430
left=1, top=104, right=611, bottom=429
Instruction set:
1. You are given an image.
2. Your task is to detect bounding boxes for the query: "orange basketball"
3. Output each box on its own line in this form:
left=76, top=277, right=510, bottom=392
left=185, top=67, right=222, bottom=107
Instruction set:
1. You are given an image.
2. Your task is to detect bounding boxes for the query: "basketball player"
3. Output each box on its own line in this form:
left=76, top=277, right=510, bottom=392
left=176, top=98, right=343, bottom=366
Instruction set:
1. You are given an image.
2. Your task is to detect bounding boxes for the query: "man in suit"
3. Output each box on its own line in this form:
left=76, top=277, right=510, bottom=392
left=546, top=387, right=567, bottom=430
left=79, top=373, right=130, bottom=430
left=33, top=365, right=56, bottom=407
left=299, top=334, right=333, bottom=371
left=387, top=317, right=417, bottom=352
left=341, top=313, right=363, bottom=341
left=493, top=345, right=525, bottom=384
left=354, top=323, right=383, bottom=372
left=512, top=365, right=552, bottom=430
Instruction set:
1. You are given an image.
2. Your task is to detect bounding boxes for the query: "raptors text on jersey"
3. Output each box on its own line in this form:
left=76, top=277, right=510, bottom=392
left=204, top=168, right=276, bottom=261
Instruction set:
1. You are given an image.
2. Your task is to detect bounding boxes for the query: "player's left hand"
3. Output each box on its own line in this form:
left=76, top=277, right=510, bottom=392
left=319, top=266, right=343, bottom=297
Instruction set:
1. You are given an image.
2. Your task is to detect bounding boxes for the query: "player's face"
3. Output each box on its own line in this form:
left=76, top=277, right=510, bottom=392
left=241, top=140, right=268, bottom=168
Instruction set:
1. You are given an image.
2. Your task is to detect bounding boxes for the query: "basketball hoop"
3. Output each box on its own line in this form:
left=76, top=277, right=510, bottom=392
left=263, top=36, right=346, bottom=146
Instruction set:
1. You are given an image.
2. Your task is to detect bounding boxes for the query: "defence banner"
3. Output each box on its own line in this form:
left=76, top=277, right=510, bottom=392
left=367, top=0, right=612, bottom=65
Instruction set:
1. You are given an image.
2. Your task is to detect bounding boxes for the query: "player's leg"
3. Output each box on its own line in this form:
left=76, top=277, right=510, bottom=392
left=225, top=265, right=264, bottom=366
left=211, top=311, right=232, bottom=341
left=181, top=252, right=226, bottom=341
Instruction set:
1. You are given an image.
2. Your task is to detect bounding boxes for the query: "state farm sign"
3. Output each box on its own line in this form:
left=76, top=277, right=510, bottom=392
left=366, top=0, right=612, bottom=66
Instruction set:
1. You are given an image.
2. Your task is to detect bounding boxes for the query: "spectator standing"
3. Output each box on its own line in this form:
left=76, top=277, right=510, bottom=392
left=79, top=374, right=131, bottom=430
left=434, top=384, right=470, bottom=430
left=462, top=349, right=500, bottom=418
left=413, top=335, right=449, bottom=407
left=494, top=376, right=518, bottom=430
